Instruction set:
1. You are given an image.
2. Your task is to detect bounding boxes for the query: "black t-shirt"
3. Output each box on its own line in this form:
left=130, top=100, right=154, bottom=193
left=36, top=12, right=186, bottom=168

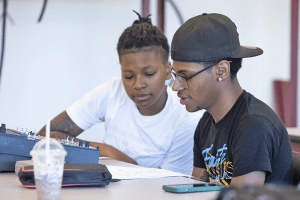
left=194, top=90, right=293, bottom=186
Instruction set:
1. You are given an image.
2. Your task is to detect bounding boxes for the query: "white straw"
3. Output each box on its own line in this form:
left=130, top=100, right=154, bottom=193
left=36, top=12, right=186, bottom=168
left=46, top=119, right=50, bottom=155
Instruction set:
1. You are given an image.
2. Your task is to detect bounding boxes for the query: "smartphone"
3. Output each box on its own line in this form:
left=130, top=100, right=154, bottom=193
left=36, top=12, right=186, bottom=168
left=162, top=183, right=224, bottom=193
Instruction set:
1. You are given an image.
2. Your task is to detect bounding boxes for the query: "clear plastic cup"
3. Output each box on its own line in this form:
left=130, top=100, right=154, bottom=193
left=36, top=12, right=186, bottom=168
left=30, top=138, right=67, bottom=200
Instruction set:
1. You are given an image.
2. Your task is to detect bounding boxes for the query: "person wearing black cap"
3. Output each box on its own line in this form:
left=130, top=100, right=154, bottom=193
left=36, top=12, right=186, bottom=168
left=171, top=13, right=293, bottom=186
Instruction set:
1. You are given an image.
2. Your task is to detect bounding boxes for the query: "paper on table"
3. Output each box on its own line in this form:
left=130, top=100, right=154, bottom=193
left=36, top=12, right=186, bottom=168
left=98, top=157, right=111, bottom=160
left=106, top=166, right=186, bottom=180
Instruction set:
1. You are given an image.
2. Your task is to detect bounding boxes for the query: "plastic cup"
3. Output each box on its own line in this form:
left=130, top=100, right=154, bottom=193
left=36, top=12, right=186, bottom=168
left=30, top=138, right=67, bottom=200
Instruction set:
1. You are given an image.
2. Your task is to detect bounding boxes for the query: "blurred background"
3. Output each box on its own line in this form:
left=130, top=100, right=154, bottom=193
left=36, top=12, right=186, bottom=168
left=0, top=0, right=297, bottom=143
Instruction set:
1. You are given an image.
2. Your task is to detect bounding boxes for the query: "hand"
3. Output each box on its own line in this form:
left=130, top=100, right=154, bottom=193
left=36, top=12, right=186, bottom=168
left=37, top=110, right=137, bottom=165
left=192, top=167, right=209, bottom=182
left=96, top=143, right=138, bottom=165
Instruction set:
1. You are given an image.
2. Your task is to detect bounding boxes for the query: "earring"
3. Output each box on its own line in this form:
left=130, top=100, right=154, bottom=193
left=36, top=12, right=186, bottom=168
left=218, top=78, right=222, bottom=81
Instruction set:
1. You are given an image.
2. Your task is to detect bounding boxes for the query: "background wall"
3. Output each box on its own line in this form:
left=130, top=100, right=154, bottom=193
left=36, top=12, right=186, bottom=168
left=0, top=0, right=294, bottom=143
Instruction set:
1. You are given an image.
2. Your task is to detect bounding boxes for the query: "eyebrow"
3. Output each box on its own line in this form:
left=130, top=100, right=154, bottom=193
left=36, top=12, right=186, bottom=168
left=172, top=68, right=193, bottom=74
left=143, top=65, right=155, bottom=70
left=123, top=65, right=155, bottom=73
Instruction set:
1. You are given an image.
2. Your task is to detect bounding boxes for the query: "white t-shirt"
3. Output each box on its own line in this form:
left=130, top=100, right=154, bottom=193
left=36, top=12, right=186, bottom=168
left=66, top=77, right=200, bottom=175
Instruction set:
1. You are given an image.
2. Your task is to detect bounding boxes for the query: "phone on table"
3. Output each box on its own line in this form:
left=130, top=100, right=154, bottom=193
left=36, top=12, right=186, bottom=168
left=162, top=183, right=224, bottom=193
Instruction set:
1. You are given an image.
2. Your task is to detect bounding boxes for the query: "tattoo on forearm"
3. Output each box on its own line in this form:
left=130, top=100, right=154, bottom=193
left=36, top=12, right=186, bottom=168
left=50, top=111, right=83, bottom=137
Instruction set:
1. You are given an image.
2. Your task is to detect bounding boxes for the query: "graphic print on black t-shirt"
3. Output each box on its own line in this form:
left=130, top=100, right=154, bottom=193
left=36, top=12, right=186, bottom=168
left=202, top=143, right=233, bottom=186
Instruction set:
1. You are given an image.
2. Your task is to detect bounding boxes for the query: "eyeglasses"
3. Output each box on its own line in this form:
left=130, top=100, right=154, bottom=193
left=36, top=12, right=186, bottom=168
left=171, top=62, right=219, bottom=88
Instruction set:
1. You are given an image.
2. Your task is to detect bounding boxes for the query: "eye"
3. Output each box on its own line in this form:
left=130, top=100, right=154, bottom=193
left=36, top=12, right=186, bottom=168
left=124, top=76, right=133, bottom=80
left=177, top=72, right=188, bottom=78
left=145, top=72, right=155, bottom=77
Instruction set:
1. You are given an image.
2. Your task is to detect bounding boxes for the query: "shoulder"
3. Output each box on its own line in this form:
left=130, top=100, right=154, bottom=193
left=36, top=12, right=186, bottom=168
left=238, top=114, right=278, bottom=133
left=241, top=92, right=277, bottom=119
left=231, top=114, right=287, bottom=151
left=238, top=91, right=286, bottom=136
left=93, top=77, right=123, bottom=92
left=88, top=77, right=126, bottom=99
left=73, top=77, right=129, bottom=112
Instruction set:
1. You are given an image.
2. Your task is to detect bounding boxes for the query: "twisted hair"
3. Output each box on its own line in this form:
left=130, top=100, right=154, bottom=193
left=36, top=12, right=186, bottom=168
left=117, top=10, right=169, bottom=64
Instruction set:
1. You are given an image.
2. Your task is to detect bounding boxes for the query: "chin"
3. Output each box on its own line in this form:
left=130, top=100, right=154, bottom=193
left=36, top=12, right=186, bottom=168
left=136, top=101, right=153, bottom=109
left=136, top=103, right=149, bottom=108
left=185, top=103, right=204, bottom=112
left=184, top=105, right=196, bottom=112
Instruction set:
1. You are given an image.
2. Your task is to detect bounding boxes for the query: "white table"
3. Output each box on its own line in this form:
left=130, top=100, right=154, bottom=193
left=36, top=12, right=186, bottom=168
left=1, top=159, right=220, bottom=200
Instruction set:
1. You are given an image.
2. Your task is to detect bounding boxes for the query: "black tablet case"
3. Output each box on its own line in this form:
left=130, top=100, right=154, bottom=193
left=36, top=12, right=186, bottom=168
left=18, top=163, right=114, bottom=188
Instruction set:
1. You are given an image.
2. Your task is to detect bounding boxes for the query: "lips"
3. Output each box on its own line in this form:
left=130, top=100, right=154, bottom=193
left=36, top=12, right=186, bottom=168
left=134, top=94, right=150, bottom=101
left=178, top=94, right=190, bottom=105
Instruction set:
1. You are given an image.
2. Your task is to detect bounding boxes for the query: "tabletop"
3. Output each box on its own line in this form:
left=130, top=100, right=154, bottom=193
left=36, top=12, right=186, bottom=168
left=1, top=158, right=221, bottom=200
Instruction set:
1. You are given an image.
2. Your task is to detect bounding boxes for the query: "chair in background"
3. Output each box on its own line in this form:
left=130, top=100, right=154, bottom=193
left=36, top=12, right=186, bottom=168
left=292, top=151, right=300, bottom=186
left=287, top=127, right=300, bottom=153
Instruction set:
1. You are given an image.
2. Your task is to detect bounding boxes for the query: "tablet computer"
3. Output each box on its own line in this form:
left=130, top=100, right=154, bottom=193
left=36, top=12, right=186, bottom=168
left=162, top=183, right=224, bottom=193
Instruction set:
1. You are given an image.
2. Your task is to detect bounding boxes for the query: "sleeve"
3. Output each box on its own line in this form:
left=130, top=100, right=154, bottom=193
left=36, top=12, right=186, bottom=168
left=231, top=115, right=275, bottom=178
left=66, top=78, right=117, bottom=130
left=160, top=117, right=199, bottom=175
left=193, top=122, right=206, bottom=169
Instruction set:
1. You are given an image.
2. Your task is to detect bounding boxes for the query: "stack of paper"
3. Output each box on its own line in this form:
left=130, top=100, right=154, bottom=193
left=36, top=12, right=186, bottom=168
left=106, top=166, right=186, bottom=180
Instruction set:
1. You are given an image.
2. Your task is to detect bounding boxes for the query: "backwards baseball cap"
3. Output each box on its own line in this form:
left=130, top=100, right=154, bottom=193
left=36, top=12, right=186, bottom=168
left=171, top=13, right=263, bottom=62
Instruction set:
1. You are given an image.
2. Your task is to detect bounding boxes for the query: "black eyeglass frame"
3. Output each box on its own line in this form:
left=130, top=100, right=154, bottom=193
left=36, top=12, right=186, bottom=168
left=171, top=62, right=219, bottom=88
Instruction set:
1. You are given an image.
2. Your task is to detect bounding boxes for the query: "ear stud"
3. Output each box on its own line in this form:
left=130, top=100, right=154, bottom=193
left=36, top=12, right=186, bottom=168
left=218, top=78, right=222, bottom=81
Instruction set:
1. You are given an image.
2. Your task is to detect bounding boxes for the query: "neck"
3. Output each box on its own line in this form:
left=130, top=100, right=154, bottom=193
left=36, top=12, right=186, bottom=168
left=208, top=78, right=243, bottom=123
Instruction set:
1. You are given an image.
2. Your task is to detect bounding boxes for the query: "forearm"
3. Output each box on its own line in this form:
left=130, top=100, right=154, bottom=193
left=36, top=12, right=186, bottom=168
left=37, top=110, right=84, bottom=137
left=39, top=130, right=137, bottom=165
left=81, top=139, right=137, bottom=165
left=72, top=138, right=137, bottom=165
left=78, top=139, right=138, bottom=165
left=37, top=126, right=67, bottom=140
left=36, top=110, right=137, bottom=165
left=230, top=171, right=265, bottom=187
left=37, top=125, right=46, bottom=136
left=95, top=142, right=138, bottom=165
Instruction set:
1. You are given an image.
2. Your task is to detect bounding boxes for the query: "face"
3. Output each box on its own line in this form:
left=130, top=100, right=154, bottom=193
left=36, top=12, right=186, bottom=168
left=121, top=51, right=171, bottom=116
left=172, top=60, right=219, bottom=112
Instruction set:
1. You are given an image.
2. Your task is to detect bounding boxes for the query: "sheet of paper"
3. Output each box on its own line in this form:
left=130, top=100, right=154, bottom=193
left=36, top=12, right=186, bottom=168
left=107, top=165, right=186, bottom=180
left=98, top=156, right=110, bottom=160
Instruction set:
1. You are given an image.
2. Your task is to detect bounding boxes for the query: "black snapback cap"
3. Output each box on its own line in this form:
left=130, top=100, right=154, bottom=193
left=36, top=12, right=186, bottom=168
left=171, top=13, right=263, bottom=62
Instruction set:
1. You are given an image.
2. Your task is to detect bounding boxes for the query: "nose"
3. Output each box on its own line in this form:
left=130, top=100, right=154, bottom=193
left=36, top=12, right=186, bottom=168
left=133, top=75, right=146, bottom=90
left=172, top=77, right=184, bottom=91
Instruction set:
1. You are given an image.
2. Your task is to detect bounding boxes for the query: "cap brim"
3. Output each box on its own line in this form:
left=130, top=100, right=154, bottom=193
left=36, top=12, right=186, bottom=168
left=231, top=46, right=263, bottom=58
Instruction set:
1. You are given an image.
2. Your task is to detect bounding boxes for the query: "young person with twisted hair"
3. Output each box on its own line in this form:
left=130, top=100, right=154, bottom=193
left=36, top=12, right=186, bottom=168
left=37, top=11, right=199, bottom=175
left=171, top=13, right=293, bottom=186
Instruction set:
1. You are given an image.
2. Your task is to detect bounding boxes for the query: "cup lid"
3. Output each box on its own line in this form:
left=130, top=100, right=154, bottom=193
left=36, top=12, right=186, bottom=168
left=30, top=138, right=67, bottom=156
